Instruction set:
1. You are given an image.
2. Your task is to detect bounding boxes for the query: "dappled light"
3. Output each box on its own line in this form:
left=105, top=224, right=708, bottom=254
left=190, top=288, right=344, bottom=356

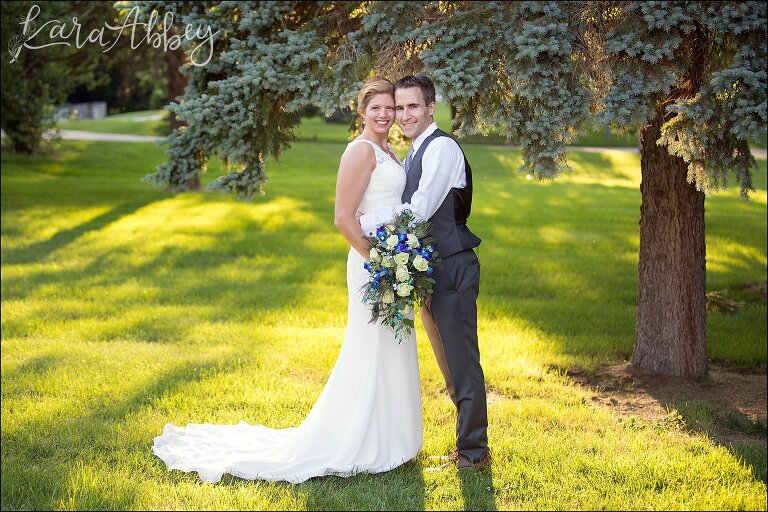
left=2, top=139, right=765, bottom=509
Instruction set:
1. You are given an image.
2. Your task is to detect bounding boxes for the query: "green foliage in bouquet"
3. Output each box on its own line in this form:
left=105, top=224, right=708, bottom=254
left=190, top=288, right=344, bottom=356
left=360, top=210, right=441, bottom=343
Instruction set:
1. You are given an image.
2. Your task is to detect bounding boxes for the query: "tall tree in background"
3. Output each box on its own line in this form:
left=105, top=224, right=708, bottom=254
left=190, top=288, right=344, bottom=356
left=1, top=1, right=189, bottom=152
left=137, top=2, right=766, bottom=378
left=112, top=2, right=189, bottom=128
left=1, top=1, right=116, bottom=153
left=138, top=1, right=372, bottom=197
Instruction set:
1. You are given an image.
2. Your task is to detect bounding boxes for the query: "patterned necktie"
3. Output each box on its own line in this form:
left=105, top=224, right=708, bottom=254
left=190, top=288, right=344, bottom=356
left=404, top=148, right=414, bottom=175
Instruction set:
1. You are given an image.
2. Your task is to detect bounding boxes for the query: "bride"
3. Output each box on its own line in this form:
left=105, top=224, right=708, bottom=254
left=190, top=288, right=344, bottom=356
left=152, top=77, right=422, bottom=484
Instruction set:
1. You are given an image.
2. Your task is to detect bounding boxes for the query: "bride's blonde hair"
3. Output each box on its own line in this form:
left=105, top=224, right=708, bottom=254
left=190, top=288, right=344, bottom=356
left=357, top=76, right=394, bottom=123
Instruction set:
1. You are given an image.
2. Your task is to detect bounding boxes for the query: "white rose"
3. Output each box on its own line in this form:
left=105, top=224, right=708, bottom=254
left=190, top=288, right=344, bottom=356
left=407, top=234, right=420, bottom=248
left=381, top=256, right=395, bottom=268
left=393, top=252, right=409, bottom=266
left=396, top=265, right=410, bottom=282
left=412, top=255, right=429, bottom=272
left=385, top=224, right=396, bottom=233
left=369, top=248, right=381, bottom=261
left=382, top=289, right=395, bottom=303
left=396, top=284, right=413, bottom=297
left=386, top=235, right=398, bottom=250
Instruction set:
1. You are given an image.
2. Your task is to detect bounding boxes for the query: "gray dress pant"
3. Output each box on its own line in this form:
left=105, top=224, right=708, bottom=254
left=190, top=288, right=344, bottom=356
left=424, top=248, right=488, bottom=461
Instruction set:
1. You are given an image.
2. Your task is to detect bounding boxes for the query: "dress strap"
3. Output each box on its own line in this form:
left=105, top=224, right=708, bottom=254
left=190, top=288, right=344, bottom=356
left=347, top=139, right=392, bottom=165
left=349, top=139, right=402, bottom=165
left=348, top=139, right=382, bottom=153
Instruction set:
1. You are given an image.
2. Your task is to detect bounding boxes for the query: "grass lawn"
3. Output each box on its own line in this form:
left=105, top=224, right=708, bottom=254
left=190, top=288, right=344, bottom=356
left=57, top=110, right=172, bottom=137
left=1, top=137, right=766, bottom=510
left=57, top=105, right=768, bottom=149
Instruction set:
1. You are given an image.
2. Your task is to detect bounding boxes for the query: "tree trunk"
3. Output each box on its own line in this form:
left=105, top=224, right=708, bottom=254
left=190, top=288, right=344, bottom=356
left=165, top=43, right=196, bottom=189
left=632, top=108, right=707, bottom=379
left=166, top=46, right=188, bottom=132
left=185, top=173, right=202, bottom=191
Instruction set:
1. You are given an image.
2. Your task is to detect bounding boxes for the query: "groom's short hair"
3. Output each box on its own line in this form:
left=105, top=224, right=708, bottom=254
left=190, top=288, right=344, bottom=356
left=394, top=76, right=436, bottom=106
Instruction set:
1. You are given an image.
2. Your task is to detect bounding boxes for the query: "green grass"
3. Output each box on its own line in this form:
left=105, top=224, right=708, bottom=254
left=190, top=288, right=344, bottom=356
left=62, top=104, right=766, bottom=148
left=57, top=110, right=172, bottom=137
left=2, top=139, right=766, bottom=510
left=55, top=105, right=733, bottom=148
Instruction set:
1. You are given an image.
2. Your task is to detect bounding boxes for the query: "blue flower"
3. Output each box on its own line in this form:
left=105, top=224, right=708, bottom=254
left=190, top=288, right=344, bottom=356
left=426, top=267, right=434, bottom=278
left=395, top=242, right=410, bottom=253
left=397, top=233, right=407, bottom=242
left=426, top=245, right=434, bottom=252
left=376, top=226, right=387, bottom=241
left=364, top=261, right=371, bottom=272
left=420, top=249, right=431, bottom=260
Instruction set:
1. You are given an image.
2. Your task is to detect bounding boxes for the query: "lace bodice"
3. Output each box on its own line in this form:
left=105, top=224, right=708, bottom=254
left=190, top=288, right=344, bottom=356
left=344, top=139, right=405, bottom=213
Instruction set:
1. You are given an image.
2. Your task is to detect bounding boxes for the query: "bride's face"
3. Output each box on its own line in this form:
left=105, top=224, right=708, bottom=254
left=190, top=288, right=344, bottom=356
left=362, top=93, right=396, bottom=135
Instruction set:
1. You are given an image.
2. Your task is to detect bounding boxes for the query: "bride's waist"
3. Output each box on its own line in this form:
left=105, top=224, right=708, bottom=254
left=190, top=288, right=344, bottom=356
left=358, top=202, right=401, bottom=213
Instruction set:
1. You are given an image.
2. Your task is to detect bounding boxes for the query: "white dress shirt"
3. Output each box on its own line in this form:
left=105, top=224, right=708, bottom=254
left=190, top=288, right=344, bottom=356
left=359, top=122, right=466, bottom=235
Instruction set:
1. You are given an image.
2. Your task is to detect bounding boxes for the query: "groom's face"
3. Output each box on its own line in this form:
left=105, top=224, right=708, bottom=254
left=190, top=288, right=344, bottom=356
left=395, top=86, right=435, bottom=140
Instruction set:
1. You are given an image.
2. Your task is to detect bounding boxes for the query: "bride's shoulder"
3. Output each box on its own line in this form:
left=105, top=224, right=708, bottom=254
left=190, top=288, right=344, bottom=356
left=347, top=138, right=377, bottom=149
left=340, top=139, right=376, bottom=166
left=345, top=139, right=375, bottom=153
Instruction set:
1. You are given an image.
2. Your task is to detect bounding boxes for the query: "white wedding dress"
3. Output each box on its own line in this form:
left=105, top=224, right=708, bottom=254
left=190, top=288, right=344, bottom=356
left=152, top=139, right=422, bottom=484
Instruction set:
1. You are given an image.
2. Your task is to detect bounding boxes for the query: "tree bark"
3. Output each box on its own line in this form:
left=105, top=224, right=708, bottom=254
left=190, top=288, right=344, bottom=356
left=632, top=108, right=707, bottom=378
left=166, top=47, right=188, bottom=132
left=164, top=42, right=197, bottom=189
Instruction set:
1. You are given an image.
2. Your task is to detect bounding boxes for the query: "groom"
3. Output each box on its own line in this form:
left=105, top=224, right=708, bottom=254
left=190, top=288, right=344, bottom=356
left=360, top=75, right=489, bottom=469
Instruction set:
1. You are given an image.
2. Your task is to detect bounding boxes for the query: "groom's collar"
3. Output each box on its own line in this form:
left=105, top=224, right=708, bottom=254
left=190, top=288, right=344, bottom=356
left=410, top=122, right=439, bottom=154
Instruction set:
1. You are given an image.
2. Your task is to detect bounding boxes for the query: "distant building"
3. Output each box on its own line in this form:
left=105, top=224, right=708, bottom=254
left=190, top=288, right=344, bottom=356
left=54, top=101, right=107, bottom=121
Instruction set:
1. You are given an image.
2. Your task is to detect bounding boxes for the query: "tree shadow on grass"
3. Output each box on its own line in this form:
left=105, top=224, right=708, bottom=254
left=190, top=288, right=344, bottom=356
left=216, top=460, right=426, bottom=511
left=468, top=145, right=766, bottom=488
left=1, top=358, right=239, bottom=510
left=666, top=392, right=767, bottom=484
left=3, top=196, right=160, bottom=265
left=2, top=189, right=343, bottom=343
left=0, top=354, right=63, bottom=400
left=297, top=460, right=426, bottom=511
left=469, top=145, right=766, bottom=368
left=726, top=440, right=768, bottom=484
left=458, top=467, right=497, bottom=511
left=572, top=363, right=767, bottom=485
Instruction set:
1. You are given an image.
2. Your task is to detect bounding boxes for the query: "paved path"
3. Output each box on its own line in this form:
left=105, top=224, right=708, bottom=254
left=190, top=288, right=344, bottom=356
left=58, top=130, right=164, bottom=143
left=37, top=130, right=768, bottom=159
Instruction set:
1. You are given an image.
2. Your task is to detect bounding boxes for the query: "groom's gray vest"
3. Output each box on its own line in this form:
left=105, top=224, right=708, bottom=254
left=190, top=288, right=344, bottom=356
left=402, top=129, right=481, bottom=258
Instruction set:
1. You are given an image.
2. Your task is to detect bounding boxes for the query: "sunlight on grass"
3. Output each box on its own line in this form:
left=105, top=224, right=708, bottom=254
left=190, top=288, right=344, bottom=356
left=2, top=141, right=766, bottom=510
left=707, top=238, right=768, bottom=275
left=561, top=151, right=642, bottom=188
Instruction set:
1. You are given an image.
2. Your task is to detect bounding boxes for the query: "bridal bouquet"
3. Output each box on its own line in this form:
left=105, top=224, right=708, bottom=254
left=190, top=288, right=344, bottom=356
left=361, top=209, right=440, bottom=342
